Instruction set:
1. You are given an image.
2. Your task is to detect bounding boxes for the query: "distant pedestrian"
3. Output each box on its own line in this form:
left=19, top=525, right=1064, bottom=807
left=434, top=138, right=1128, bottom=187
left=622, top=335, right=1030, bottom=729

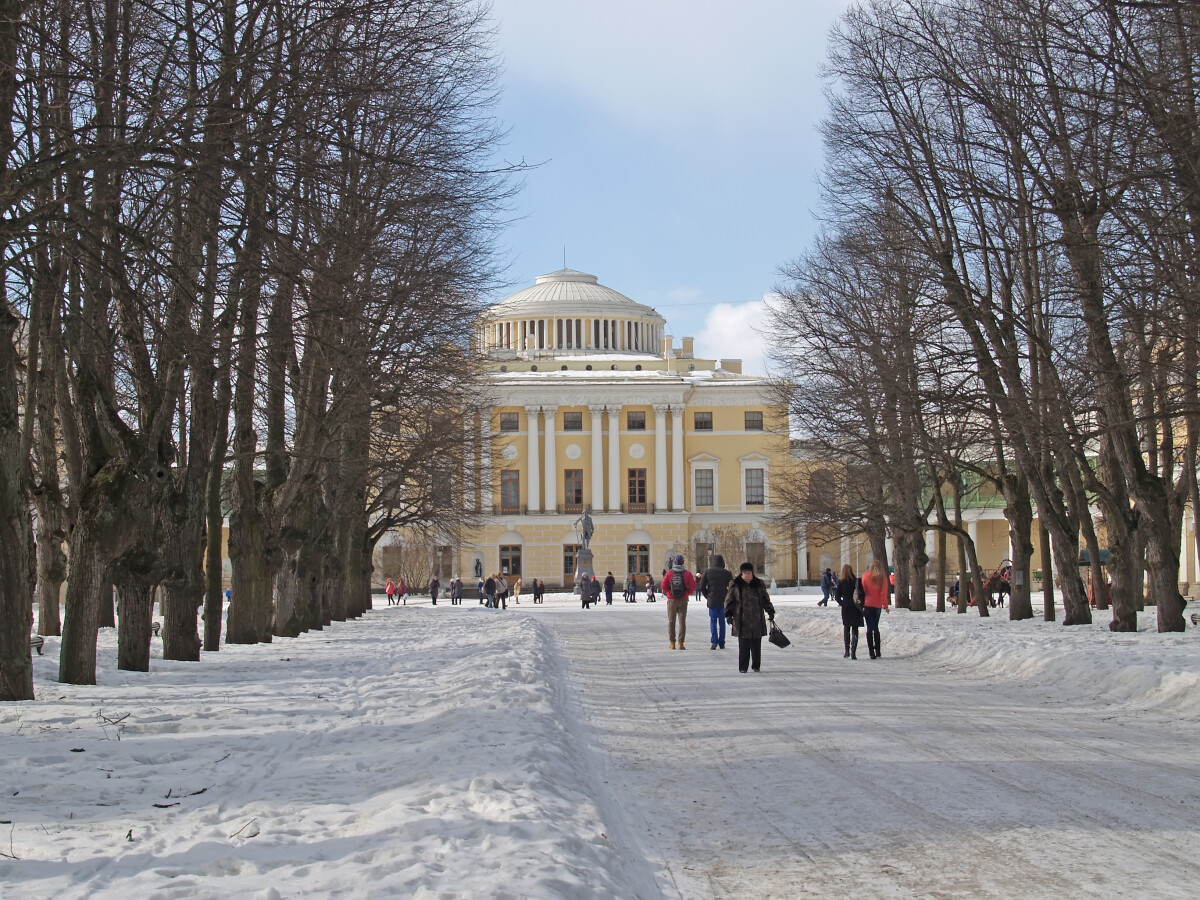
left=624, top=573, right=637, bottom=602
left=604, top=572, right=616, bottom=605
left=819, top=568, right=835, bottom=606
left=695, top=572, right=704, bottom=602
left=451, top=577, right=463, bottom=605
left=484, top=574, right=497, bottom=608
left=496, top=573, right=508, bottom=609
left=429, top=576, right=440, bottom=605
left=580, top=574, right=593, bottom=609
left=661, top=554, right=697, bottom=650
left=398, top=576, right=407, bottom=605
left=385, top=577, right=396, bottom=606
left=590, top=577, right=602, bottom=608
left=725, top=562, right=775, bottom=673
left=513, top=576, right=522, bottom=604
left=477, top=577, right=486, bottom=603
left=700, top=554, right=733, bottom=650
left=646, top=575, right=656, bottom=602
left=532, top=579, right=544, bottom=603
left=833, top=564, right=864, bottom=659
left=862, top=559, right=890, bottom=658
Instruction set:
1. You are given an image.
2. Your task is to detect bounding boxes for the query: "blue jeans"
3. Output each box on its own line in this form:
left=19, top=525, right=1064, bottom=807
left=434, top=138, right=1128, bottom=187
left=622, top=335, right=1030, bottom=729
left=708, top=607, right=726, bottom=647
left=863, top=605, right=882, bottom=635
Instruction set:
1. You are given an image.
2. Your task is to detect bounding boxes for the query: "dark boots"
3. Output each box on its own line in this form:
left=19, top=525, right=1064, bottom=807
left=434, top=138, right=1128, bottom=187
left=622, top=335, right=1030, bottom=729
left=867, top=630, right=881, bottom=658
left=851, top=630, right=858, bottom=660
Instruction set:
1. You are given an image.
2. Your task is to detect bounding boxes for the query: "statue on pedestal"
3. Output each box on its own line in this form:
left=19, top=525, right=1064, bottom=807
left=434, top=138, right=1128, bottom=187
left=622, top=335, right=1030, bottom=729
left=573, top=506, right=596, bottom=591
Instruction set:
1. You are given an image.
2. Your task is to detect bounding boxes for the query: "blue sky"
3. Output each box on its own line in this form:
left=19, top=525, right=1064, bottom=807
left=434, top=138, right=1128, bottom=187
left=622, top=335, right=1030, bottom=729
left=486, top=0, right=853, bottom=374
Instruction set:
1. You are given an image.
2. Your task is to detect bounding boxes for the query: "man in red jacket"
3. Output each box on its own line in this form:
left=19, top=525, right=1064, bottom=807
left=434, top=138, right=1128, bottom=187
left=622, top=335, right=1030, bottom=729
left=662, top=555, right=697, bottom=649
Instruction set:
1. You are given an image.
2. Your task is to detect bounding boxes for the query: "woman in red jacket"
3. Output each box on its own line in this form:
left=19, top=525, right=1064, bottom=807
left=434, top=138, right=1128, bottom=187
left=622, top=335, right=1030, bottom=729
left=862, top=559, right=890, bottom=659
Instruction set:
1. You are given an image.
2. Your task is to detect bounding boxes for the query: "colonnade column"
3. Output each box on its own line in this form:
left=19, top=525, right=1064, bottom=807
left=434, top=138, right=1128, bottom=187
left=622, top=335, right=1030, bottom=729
left=653, top=404, right=669, bottom=512
left=480, top=416, right=493, bottom=513
left=543, top=405, right=558, bottom=512
left=589, top=405, right=605, bottom=511
left=670, top=406, right=685, bottom=511
left=524, top=406, right=540, bottom=513
left=607, top=407, right=621, bottom=512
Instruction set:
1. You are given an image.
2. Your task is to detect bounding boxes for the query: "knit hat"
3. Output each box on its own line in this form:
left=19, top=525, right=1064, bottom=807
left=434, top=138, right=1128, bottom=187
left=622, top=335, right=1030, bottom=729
left=674, top=554, right=685, bottom=566
left=740, top=562, right=755, bottom=573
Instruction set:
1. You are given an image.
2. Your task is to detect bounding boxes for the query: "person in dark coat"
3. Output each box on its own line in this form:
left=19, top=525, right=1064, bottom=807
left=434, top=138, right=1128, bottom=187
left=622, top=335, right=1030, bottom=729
left=484, top=575, right=497, bottom=608
left=580, top=574, right=592, bottom=609
left=833, top=563, right=864, bottom=658
left=429, top=576, right=440, bottom=605
left=590, top=577, right=602, bottom=608
left=819, top=567, right=835, bottom=606
left=700, top=554, right=733, bottom=650
left=724, top=562, right=776, bottom=673
left=604, top=572, right=616, bottom=605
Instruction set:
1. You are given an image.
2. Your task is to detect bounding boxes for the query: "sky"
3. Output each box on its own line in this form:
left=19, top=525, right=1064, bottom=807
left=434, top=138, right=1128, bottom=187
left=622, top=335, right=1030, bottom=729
left=486, top=0, right=854, bottom=376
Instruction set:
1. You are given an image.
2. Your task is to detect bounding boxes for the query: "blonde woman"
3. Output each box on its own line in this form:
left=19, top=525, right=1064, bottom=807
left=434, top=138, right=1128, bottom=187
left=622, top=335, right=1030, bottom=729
left=862, top=559, right=891, bottom=658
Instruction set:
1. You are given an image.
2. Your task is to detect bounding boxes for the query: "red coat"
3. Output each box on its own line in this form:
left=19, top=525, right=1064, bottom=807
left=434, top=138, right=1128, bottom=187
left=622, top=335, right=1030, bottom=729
left=863, top=573, right=890, bottom=609
left=661, top=568, right=697, bottom=600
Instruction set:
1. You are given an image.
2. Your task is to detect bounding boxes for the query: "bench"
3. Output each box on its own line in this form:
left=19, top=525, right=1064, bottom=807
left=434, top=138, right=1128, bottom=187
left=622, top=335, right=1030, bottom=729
left=31, top=635, right=44, bottom=655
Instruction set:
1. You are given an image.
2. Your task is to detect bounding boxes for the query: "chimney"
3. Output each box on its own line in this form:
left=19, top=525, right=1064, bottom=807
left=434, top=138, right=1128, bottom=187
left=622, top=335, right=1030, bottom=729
left=720, top=359, right=742, bottom=374
left=661, top=334, right=675, bottom=358
left=680, top=336, right=694, bottom=358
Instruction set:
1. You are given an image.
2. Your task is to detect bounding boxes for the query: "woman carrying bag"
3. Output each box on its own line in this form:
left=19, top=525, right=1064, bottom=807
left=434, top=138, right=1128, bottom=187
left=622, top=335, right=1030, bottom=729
left=724, top=562, right=776, bottom=673
left=833, top=564, right=864, bottom=658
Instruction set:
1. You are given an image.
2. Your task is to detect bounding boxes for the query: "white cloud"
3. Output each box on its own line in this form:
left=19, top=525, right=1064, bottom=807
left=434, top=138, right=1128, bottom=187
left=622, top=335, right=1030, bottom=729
left=692, top=295, right=780, bottom=377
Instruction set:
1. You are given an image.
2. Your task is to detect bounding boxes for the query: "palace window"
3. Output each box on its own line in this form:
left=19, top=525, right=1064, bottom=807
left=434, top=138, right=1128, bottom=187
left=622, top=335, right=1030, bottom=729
left=500, top=470, right=520, bottom=512
left=563, top=411, right=583, bottom=431
left=627, top=544, right=650, bottom=575
left=745, top=469, right=765, bottom=505
left=695, top=469, right=714, bottom=507
left=627, top=410, right=645, bottom=430
left=745, top=410, right=764, bottom=431
left=747, top=542, right=766, bottom=574
left=694, top=411, right=713, bottom=431
left=564, top=469, right=584, bottom=507
left=499, top=545, right=522, bottom=577
left=563, top=544, right=580, bottom=579
left=499, top=412, right=518, bottom=432
left=628, top=468, right=647, bottom=508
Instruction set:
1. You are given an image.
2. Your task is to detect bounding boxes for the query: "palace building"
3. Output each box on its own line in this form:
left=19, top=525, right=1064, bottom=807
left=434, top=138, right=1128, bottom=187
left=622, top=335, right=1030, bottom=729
left=434, top=267, right=800, bottom=588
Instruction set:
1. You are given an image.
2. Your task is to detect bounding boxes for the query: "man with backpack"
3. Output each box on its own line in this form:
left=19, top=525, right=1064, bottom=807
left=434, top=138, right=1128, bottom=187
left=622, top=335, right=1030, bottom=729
left=661, top=554, right=697, bottom=649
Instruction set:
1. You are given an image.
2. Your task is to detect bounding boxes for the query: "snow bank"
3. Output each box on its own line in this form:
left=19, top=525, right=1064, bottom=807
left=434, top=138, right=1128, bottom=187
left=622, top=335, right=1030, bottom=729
left=776, top=602, right=1200, bottom=719
left=0, top=608, right=658, bottom=899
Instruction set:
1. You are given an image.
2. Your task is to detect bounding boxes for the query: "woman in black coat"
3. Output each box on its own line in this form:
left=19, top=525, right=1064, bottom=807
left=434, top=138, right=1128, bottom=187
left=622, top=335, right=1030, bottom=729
left=724, top=562, right=776, bottom=673
left=834, top=563, right=864, bottom=659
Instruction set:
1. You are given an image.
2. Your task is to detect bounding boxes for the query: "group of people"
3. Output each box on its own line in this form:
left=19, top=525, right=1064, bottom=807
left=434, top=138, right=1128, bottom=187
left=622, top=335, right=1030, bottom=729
left=384, top=577, right=407, bottom=605
left=825, top=561, right=889, bottom=659
left=659, top=554, right=777, bottom=673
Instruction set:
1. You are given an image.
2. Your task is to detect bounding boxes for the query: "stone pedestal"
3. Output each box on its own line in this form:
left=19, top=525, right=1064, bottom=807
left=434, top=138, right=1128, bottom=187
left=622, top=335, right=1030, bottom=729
left=573, top=547, right=595, bottom=593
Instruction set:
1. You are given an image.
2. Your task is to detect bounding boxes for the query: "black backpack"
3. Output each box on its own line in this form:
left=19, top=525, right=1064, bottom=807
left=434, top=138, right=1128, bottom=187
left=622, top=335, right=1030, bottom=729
left=669, top=568, right=687, bottom=599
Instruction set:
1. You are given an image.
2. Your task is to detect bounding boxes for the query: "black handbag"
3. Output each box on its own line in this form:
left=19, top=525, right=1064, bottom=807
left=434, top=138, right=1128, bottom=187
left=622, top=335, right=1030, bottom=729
left=768, top=622, right=790, bottom=648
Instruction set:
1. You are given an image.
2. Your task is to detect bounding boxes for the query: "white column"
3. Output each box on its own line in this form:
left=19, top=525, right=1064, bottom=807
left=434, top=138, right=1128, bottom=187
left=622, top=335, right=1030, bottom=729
left=606, top=407, right=620, bottom=512
left=670, top=406, right=685, bottom=511
left=589, top=404, right=605, bottom=511
left=653, top=404, right=669, bottom=512
left=480, top=416, right=493, bottom=513
left=797, top=534, right=809, bottom=581
left=524, top=406, right=540, bottom=513
left=840, top=535, right=851, bottom=571
left=543, top=405, right=558, bottom=512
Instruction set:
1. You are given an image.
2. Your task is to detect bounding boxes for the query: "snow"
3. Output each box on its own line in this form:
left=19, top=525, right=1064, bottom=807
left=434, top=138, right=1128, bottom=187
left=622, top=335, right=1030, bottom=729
left=4, top=588, right=1200, bottom=897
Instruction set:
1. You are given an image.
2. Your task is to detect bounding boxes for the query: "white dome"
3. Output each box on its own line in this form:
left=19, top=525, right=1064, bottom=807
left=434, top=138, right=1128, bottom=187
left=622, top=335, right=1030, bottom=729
left=487, top=269, right=664, bottom=322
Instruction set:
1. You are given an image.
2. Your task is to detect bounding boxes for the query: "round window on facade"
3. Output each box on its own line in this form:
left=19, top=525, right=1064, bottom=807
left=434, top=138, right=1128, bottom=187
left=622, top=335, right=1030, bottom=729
left=688, top=364, right=695, bottom=370
left=561, top=365, right=568, bottom=370
left=586, top=365, right=593, bottom=371
left=500, top=365, right=507, bottom=372
left=635, top=364, right=642, bottom=371
left=611, top=364, right=617, bottom=370
left=530, top=365, right=537, bottom=371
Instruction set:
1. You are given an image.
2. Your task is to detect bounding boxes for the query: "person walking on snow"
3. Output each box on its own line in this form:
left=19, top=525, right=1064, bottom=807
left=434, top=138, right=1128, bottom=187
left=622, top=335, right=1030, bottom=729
left=513, top=576, right=522, bottom=604
left=397, top=576, right=407, bottom=605
left=385, top=577, right=396, bottom=606
left=833, top=564, right=864, bottom=658
left=624, top=573, right=637, bottom=602
left=862, top=559, right=890, bottom=658
left=429, top=575, right=440, bottom=606
left=484, top=574, right=497, bottom=608
left=662, top=554, right=697, bottom=649
left=819, top=567, right=835, bottom=606
left=700, top=554, right=733, bottom=650
left=724, top=562, right=776, bottom=673
left=646, top=575, right=656, bottom=602
left=604, top=572, right=616, bottom=605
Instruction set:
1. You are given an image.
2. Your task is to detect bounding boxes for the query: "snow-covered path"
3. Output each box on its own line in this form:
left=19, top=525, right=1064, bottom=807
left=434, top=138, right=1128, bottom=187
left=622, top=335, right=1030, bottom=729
left=540, top=600, right=1200, bottom=898
left=5, top=594, right=1199, bottom=898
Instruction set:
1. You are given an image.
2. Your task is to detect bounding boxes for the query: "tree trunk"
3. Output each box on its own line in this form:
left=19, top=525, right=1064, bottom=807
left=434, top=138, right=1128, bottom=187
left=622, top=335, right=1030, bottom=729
left=1039, top=520, right=1055, bottom=621
left=114, top=566, right=154, bottom=672
left=35, top=512, right=66, bottom=636
left=227, top=495, right=275, bottom=645
left=59, top=519, right=109, bottom=685
left=936, top=526, right=946, bottom=612
left=203, top=465, right=225, bottom=651
left=1003, top=476, right=1035, bottom=621
left=0, top=310, right=33, bottom=698
left=909, top=527, right=928, bottom=611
